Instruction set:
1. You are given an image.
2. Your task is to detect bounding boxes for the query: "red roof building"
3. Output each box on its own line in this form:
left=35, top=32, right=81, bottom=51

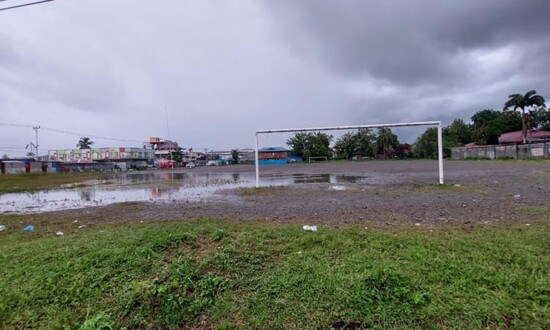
left=498, top=130, right=550, bottom=144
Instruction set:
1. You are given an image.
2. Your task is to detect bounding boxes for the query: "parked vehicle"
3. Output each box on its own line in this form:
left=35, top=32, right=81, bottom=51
left=185, top=162, right=196, bottom=169
left=159, top=159, right=175, bottom=169
left=206, top=160, right=217, bottom=166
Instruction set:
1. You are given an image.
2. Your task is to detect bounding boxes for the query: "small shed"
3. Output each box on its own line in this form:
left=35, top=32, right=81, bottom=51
left=258, top=147, right=289, bottom=165
left=1, top=161, right=25, bottom=174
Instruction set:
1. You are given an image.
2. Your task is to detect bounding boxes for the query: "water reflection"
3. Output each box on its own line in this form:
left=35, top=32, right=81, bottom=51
left=0, top=172, right=371, bottom=214
left=271, top=173, right=368, bottom=184
left=77, top=189, right=96, bottom=202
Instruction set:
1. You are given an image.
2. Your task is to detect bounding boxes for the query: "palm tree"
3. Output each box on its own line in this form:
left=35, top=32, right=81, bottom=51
left=76, top=137, right=94, bottom=149
left=376, top=127, right=399, bottom=157
left=503, top=90, right=546, bottom=143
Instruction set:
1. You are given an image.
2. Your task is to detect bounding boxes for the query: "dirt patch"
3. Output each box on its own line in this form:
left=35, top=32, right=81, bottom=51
left=3, top=161, right=549, bottom=228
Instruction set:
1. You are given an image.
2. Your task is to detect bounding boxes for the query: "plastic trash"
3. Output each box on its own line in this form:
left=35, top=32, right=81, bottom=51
left=513, top=194, right=521, bottom=199
left=303, top=225, right=317, bottom=232
left=22, top=225, right=34, bottom=232
left=78, top=225, right=87, bottom=229
left=56, top=231, right=64, bottom=236
left=0, top=225, right=6, bottom=232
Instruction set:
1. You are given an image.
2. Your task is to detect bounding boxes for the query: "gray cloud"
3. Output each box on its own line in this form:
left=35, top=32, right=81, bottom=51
left=262, top=0, right=550, bottom=86
left=1, top=0, right=549, bottom=155
left=260, top=0, right=550, bottom=145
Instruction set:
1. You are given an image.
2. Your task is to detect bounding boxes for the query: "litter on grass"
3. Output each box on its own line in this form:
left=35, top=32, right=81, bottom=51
left=56, top=231, right=64, bottom=236
left=0, top=225, right=6, bottom=232
left=22, top=225, right=34, bottom=232
left=303, top=225, right=318, bottom=232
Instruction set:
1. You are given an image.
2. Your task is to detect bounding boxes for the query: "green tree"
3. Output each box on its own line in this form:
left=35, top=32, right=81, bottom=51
left=376, top=127, right=399, bottom=157
left=333, top=128, right=376, bottom=159
left=286, top=132, right=333, bottom=159
left=444, top=119, right=472, bottom=146
left=354, top=128, right=376, bottom=158
left=76, top=137, right=94, bottom=149
left=503, top=90, right=546, bottom=143
left=394, top=143, right=412, bottom=159
left=471, top=110, right=521, bottom=145
left=414, top=127, right=438, bottom=158
left=442, top=119, right=473, bottom=156
left=530, top=106, right=550, bottom=131
left=286, top=133, right=307, bottom=159
left=333, top=132, right=357, bottom=159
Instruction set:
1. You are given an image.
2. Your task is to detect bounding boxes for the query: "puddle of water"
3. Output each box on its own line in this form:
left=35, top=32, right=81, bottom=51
left=0, top=172, right=372, bottom=214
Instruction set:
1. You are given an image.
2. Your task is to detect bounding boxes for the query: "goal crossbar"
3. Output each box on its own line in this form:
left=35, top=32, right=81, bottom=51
left=254, top=121, right=444, bottom=187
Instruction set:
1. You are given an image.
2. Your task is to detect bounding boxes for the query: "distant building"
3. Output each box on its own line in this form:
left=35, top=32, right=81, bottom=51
left=0, top=158, right=49, bottom=174
left=147, top=137, right=181, bottom=162
left=238, top=148, right=256, bottom=164
left=258, top=147, right=289, bottom=165
left=498, top=130, right=550, bottom=144
left=48, top=147, right=155, bottom=168
left=181, top=148, right=206, bottom=165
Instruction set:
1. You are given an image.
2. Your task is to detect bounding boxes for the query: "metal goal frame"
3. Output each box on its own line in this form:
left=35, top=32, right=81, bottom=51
left=254, top=121, right=444, bottom=187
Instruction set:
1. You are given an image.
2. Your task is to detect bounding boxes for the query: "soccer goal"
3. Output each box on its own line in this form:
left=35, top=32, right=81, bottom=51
left=254, top=121, right=444, bottom=188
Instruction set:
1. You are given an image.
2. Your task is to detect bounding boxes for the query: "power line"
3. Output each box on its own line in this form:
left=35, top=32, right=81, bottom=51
left=0, top=0, right=56, bottom=12
left=0, top=122, right=145, bottom=144
left=0, top=122, right=33, bottom=128
left=41, top=126, right=144, bottom=143
left=0, top=146, right=27, bottom=150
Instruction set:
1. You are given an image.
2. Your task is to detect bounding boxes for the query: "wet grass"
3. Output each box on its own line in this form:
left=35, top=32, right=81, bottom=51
left=0, top=172, right=112, bottom=194
left=0, top=218, right=548, bottom=329
left=516, top=205, right=550, bottom=218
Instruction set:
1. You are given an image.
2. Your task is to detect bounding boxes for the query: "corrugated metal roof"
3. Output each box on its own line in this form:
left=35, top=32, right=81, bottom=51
left=498, top=130, right=550, bottom=144
left=259, top=147, right=289, bottom=152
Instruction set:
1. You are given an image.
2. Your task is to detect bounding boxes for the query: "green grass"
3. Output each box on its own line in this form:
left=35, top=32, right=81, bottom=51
left=0, top=172, right=112, bottom=194
left=0, top=218, right=548, bottom=329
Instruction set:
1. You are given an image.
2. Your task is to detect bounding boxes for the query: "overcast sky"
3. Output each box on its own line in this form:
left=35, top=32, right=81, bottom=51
left=1, top=0, right=549, bottom=156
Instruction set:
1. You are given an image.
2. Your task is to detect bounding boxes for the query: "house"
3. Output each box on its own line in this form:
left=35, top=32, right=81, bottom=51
left=258, top=147, right=289, bottom=165
left=0, top=158, right=47, bottom=174
left=498, top=130, right=550, bottom=144
left=48, top=147, right=155, bottom=169
left=147, top=137, right=182, bottom=162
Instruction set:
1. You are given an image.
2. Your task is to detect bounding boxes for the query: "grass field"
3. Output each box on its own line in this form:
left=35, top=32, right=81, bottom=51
left=0, top=217, right=548, bottom=329
left=0, top=172, right=111, bottom=194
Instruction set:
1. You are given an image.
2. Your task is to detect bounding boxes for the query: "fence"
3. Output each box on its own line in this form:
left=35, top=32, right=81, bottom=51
left=451, top=143, right=550, bottom=160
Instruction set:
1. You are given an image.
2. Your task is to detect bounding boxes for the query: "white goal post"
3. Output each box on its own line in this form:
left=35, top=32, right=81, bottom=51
left=254, top=121, right=444, bottom=188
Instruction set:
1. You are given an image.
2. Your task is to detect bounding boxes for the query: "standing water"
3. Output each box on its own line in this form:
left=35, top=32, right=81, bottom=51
left=0, top=171, right=372, bottom=214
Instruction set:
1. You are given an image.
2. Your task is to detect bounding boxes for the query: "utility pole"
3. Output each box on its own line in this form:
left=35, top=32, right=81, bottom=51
left=33, top=126, right=40, bottom=160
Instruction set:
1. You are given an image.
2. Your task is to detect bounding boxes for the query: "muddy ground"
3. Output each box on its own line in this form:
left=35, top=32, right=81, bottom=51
left=12, top=160, right=550, bottom=229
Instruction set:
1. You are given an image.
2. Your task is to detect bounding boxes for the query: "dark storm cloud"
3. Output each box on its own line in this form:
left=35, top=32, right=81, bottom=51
left=262, top=0, right=550, bottom=87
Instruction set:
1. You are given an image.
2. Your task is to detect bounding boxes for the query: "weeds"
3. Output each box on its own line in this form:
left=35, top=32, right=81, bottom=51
left=0, top=172, right=112, bottom=194
left=0, top=220, right=548, bottom=329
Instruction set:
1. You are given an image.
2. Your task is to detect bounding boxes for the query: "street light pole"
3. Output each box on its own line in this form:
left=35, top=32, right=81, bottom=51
left=32, top=126, right=40, bottom=160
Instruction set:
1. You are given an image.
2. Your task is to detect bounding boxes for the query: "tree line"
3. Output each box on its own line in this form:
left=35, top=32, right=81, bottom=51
left=287, top=128, right=411, bottom=160
left=287, top=90, right=548, bottom=159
